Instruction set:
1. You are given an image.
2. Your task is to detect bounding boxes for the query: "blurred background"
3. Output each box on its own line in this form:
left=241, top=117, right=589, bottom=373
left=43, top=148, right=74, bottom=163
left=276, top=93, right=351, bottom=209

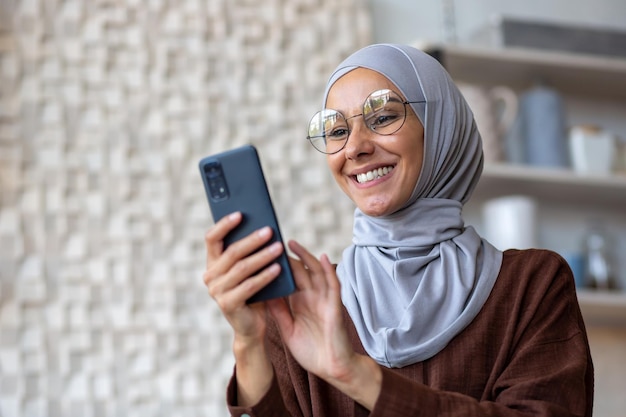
left=0, top=1, right=624, bottom=416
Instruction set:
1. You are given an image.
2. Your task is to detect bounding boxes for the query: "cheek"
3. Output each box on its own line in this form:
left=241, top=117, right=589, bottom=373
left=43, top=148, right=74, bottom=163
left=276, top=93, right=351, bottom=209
left=326, top=155, right=343, bottom=178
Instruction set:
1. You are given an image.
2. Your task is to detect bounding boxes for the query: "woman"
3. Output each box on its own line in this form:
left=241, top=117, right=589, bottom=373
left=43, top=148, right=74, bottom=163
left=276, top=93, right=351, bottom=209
left=204, top=44, right=593, bottom=417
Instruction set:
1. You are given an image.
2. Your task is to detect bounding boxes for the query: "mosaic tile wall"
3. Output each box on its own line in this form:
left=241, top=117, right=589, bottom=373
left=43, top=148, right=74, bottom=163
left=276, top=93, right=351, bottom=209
left=0, top=1, right=370, bottom=416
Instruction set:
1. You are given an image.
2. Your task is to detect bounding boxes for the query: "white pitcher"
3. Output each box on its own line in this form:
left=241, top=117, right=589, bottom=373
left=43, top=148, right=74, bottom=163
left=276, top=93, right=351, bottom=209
left=458, top=83, right=518, bottom=163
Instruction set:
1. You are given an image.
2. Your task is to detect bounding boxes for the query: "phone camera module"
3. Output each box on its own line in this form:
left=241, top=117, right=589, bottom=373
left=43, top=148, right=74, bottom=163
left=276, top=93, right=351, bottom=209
left=204, top=161, right=229, bottom=201
left=205, top=162, right=221, bottom=177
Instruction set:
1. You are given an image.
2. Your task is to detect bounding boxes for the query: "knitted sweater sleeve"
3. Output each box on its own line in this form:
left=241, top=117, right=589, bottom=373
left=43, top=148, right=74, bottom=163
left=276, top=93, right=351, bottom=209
left=226, top=316, right=306, bottom=417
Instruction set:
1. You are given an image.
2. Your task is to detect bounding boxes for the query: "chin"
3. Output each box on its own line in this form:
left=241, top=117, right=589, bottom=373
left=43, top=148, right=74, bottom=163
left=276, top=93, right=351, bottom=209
left=359, top=202, right=395, bottom=218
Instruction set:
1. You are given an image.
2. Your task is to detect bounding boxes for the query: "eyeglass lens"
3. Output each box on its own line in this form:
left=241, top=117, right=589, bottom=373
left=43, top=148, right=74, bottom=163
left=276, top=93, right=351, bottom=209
left=307, top=89, right=409, bottom=154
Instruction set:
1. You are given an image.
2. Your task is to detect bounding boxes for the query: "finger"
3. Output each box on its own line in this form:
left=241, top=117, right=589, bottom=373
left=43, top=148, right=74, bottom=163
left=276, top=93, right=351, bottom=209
left=288, top=240, right=323, bottom=274
left=288, top=240, right=326, bottom=290
left=266, top=297, right=293, bottom=335
left=222, top=226, right=275, bottom=269
left=205, top=239, right=283, bottom=294
left=205, top=212, right=243, bottom=266
left=212, top=262, right=281, bottom=311
left=284, top=254, right=308, bottom=291
left=227, top=240, right=284, bottom=287
left=320, top=253, right=341, bottom=292
left=206, top=224, right=274, bottom=287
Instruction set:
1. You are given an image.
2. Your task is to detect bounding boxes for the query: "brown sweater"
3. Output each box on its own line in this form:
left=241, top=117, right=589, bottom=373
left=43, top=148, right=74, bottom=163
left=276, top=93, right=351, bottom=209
left=227, top=249, right=594, bottom=417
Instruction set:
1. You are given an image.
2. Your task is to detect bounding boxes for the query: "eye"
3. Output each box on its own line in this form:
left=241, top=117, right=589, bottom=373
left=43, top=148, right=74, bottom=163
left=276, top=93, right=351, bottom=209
left=367, top=111, right=402, bottom=130
left=327, top=127, right=349, bottom=141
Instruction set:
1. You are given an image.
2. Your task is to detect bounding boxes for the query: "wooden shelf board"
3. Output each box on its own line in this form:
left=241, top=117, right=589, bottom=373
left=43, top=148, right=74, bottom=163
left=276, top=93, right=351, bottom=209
left=421, top=42, right=626, bottom=100
left=473, top=163, right=626, bottom=207
left=577, top=289, right=626, bottom=327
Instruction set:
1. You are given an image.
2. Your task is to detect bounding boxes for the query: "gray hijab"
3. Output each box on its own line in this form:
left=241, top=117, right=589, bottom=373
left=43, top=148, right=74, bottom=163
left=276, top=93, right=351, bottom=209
left=325, top=44, right=503, bottom=368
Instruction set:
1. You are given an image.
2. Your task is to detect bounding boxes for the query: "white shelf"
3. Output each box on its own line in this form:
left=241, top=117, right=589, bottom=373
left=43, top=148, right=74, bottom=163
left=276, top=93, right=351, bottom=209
left=475, top=163, right=626, bottom=207
left=422, top=42, right=626, bottom=100
left=577, top=290, right=626, bottom=327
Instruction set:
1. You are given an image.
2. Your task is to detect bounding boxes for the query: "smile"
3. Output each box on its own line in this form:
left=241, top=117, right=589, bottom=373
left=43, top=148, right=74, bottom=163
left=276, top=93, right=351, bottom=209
left=356, top=166, right=394, bottom=184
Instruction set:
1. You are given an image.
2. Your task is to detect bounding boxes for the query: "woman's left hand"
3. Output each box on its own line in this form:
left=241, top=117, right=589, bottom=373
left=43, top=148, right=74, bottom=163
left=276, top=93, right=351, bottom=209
left=267, top=240, right=382, bottom=409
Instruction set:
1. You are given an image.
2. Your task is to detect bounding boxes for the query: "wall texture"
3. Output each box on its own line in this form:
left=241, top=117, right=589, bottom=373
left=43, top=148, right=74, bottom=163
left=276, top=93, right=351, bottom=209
left=0, top=1, right=370, bottom=416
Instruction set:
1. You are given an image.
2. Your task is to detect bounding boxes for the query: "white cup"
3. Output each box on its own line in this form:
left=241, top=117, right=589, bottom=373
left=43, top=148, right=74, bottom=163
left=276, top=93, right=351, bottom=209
left=482, top=195, right=538, bottom=250
left=569, top=125, right=615, bottom=176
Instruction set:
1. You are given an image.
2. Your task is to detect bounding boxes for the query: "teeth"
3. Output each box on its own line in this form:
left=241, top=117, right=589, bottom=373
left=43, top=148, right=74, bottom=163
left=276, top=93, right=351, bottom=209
left=356, top=166, right=394, bottom=184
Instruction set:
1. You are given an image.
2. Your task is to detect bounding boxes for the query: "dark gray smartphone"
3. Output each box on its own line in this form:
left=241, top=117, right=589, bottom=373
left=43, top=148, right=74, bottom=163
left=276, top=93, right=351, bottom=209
left=199, top=144, right=296, bottom=303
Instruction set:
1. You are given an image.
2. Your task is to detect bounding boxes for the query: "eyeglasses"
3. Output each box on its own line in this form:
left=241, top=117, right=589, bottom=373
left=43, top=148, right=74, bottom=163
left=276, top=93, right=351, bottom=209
left=306, top=89, right=425, bottom=154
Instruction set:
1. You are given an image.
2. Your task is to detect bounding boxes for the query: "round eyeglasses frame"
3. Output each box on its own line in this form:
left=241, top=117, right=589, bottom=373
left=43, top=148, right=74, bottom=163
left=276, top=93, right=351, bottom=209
left=306, top=89, right=425, bottom=154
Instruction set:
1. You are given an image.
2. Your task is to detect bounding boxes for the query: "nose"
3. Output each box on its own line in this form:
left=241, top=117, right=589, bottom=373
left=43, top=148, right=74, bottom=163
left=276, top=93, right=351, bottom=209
left=343, top=116, right=375, bottom=159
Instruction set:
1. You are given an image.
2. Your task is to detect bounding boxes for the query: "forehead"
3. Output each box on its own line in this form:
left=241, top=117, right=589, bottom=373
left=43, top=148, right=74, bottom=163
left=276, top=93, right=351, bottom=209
left=326, top=68, right=402, bottom=111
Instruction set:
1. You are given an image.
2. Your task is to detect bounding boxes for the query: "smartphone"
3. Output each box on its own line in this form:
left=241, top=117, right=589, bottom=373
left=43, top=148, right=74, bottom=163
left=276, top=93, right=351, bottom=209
left=198, top=144, right=296, bottom=303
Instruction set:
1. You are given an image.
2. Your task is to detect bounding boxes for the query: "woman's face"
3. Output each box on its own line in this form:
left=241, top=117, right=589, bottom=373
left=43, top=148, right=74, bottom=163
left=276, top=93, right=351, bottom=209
left=325, top=68, right=425, bottom=217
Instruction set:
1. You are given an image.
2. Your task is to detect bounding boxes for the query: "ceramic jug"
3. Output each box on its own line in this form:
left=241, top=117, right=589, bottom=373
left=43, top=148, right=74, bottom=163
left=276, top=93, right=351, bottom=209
left=458, top=83, right=518, bottom=163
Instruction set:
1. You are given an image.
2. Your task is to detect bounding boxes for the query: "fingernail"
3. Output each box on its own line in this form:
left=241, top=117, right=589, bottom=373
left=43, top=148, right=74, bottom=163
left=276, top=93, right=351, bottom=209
left=228, top=212, right=241, bottom=221
left=258, top=226, right=272, bottom=237
left=269, top=241, right=282, bottom=253
left=268, top=263, right=280, bottom=274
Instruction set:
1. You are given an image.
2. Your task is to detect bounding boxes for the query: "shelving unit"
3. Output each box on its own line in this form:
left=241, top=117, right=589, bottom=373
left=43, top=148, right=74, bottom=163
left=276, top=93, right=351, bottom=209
left=422, top=42, right=626, bottom=100
left=477, top=163, right=626, bottom=207
left=421, top=42, right=626, bottom=327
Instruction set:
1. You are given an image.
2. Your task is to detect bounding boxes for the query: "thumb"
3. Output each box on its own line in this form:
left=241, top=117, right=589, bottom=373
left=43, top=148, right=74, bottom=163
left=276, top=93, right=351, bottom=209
left=267, top=297, right=294, bottom=336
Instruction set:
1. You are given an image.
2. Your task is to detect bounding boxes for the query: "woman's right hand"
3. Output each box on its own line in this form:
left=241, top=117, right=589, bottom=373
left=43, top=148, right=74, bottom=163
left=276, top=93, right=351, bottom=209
left=204, top=211, right=282, bottom=406
left=203, top=211, right=285, bottom=342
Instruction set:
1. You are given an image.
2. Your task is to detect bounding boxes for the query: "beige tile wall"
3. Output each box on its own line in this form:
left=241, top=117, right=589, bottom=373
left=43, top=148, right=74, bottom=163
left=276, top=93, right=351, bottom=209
left=0, top=1, right=369, bottom=416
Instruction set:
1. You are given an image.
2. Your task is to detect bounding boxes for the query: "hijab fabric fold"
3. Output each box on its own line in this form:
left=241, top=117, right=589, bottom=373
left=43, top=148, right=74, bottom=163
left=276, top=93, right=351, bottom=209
left=326, top=44, right=503, bottom=368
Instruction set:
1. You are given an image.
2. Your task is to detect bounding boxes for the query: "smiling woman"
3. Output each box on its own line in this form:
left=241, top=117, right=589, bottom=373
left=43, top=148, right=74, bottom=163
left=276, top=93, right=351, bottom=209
left=324, top=69, right=425, bottom=217
left=203, top=43, right=594, bottom=417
